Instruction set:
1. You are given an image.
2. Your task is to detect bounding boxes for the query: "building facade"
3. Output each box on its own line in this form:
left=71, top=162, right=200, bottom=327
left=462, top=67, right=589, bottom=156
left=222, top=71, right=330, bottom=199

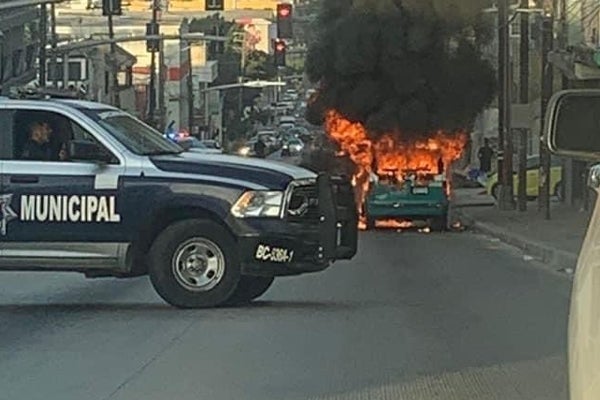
left=58, top=0, right=281, bottom=13
left=0, top=4, right=41, bottom=92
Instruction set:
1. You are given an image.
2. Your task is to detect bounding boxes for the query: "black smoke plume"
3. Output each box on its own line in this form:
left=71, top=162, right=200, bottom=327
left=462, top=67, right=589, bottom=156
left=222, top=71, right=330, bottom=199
left=306, top=0, right=496, bottom=138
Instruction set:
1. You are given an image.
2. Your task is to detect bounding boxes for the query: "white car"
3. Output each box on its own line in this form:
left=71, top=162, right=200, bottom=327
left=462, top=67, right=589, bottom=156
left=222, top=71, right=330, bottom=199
left=281, top=138, right=304, bottom=156
left=279, top=116, right=296, bottom=125
left=544, top=89, right=600, bottom=400
left=237, top=142, right=253, bottom=157
left=279, top=123, right=295, bottom=132
left=178, top=137, right=222, bottom=154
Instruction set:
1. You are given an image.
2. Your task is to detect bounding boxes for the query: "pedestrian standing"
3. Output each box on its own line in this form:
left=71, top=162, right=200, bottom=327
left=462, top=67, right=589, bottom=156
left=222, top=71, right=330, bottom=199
left=477, top=138, right=494, bottom=175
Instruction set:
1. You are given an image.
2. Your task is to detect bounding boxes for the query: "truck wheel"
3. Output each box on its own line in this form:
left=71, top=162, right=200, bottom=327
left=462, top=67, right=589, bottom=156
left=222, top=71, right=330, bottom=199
left=148, top=219, right=240, bottom=309
left=362, top=204, right=375, bottom=230
left=431, top=214, right=448, bottom=232
left=365, top=216, right=375, bottom=230
left=226, top=276, right=275, bottom=305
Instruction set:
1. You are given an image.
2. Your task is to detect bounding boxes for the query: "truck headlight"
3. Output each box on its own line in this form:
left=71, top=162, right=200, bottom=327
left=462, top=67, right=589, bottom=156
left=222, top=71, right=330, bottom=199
left=231, top=191, right=284, bottom=218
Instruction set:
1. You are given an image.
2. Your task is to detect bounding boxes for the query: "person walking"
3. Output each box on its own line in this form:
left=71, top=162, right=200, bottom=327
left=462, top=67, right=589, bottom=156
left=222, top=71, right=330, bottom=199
left=477, top=138, right=494, bottom=175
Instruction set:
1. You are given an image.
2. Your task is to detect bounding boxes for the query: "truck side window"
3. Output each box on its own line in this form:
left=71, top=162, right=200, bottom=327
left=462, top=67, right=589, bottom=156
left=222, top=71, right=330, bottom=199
left=0, top=109, right=15, bottom=159
left=11, top=110, right=72, bottom=161
left=8, top=109, right=115, bottom=163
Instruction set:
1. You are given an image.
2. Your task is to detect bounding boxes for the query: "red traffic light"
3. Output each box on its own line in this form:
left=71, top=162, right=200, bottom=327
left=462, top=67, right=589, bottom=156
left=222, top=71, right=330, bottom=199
left=277, top=3, right=292, bottom=18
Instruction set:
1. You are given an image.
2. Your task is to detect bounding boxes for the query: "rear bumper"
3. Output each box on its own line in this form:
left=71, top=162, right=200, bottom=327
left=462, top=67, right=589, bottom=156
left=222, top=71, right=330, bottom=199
left=366, top=202, right=448, bottom=218
left=234, top=174, right=358, bottom=277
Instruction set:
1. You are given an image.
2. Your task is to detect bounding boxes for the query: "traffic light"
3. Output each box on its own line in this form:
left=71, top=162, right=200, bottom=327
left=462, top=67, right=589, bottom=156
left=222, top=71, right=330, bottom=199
left=276, top=3, right=293, bottom=39
left=102, top=0, right=122, bottom=16
left=146, top=22, right=160, bottom=52
left=274, top=39, right=286, bottom=67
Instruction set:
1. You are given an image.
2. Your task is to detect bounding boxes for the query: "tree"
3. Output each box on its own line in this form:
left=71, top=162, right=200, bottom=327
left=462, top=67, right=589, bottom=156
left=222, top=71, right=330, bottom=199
left=245, top=50, right=277, bottom=80
left=190, top=15, right=278, bottom=142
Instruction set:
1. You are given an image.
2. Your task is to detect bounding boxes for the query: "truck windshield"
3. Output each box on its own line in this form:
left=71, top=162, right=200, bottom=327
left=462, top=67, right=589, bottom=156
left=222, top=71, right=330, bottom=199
left=80, top=109, right=183, bottom=156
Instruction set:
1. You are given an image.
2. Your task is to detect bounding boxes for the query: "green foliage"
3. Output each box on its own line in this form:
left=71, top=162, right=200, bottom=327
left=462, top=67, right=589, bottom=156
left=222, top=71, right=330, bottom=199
left=189, top=14, right=278, bottom=137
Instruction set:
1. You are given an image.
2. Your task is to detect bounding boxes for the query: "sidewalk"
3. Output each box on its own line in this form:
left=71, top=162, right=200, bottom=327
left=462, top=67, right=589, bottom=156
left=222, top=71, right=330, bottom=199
left=452, top=188, right=592, bottom=271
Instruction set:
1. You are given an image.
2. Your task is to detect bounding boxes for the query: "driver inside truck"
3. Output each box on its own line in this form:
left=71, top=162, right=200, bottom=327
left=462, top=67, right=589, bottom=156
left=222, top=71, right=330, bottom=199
left=21, top=121, right=67, bottom=162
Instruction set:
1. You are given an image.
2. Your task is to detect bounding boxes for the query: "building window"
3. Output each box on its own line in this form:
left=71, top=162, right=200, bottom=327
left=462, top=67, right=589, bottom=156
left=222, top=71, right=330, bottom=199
left=205, top=0, right=223, bottom=11
left=48, top=61, right=84, bottom=81
left=12, top=49, right=22, bottom=78
left=25, top=45, right=35, bottom=70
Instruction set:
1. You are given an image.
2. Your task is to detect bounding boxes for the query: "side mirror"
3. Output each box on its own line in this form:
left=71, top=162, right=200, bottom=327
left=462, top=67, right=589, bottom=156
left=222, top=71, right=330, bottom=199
left=68, top=140, right=112, bottom=163
left=545, top=90, right=600, bottom=160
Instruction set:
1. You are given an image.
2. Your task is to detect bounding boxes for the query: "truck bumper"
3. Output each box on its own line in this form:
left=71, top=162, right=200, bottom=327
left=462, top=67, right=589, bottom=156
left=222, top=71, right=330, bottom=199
left=366, top=202, right=448, bottom=219
left=235, top=174, right=358, bottom=277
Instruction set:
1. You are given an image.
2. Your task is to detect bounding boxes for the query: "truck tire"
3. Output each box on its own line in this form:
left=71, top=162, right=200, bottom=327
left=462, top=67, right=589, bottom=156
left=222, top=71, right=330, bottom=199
left=365, top=216, right=375, bottom=230
left=226, top=276, right=275, bottom=305
left=362, top=204, right=375, bottom=230
left=148, top=219, right=240, bottom=309
left=431, top=213, right=448, bottom=232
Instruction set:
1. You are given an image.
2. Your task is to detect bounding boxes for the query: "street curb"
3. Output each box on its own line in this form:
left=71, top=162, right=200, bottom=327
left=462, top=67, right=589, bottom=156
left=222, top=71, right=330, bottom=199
left=454, top=208, right=579, bottom=270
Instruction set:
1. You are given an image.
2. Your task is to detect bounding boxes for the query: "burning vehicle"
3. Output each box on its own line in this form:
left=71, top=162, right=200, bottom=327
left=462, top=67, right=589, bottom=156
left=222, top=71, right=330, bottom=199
left=304, top=0, right=496, bottom=231
left=363, top=167, right=449, bottom=231
left=323, top=111, right=467, bottom=230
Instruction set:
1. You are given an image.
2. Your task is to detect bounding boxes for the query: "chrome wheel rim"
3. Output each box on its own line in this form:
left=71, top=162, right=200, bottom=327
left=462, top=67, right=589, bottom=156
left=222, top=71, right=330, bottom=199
left=172, top=238, right=225, bottom=292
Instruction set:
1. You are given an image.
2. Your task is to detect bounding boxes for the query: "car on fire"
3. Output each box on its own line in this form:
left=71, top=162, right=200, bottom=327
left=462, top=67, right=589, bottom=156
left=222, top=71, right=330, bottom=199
left=363, top=167, right=449, bottom=231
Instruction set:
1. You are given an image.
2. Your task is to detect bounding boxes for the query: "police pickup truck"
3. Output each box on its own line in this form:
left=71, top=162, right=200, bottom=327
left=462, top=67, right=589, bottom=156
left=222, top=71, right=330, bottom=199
left=0, top=91, right=358, bottom=308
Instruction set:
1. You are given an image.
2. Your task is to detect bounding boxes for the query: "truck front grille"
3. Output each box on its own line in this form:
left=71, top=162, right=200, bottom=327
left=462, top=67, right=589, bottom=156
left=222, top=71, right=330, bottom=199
left=287, top=183, right=320, bottom=223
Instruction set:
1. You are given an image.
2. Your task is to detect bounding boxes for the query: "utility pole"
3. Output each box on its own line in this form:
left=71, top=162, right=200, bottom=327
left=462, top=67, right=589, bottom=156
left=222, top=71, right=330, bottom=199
left=238, top=31, right=247, bottom=122
left=558, top=0, right=571, bottom=204
left=158, top=38, right=165, bottom=132
left=498, top=0, right=515, bottom=210
left=560, top=0, right=569, bottom=90
left=107, top=12, right=120, bottom=107
left=39, top=3, right=47, bottom=87
left=517, top=0, right=529, bottom=212
left=49, top=3, right=57, bottom=88
left=147, top=0, right=159, bottom=124
left=187, top=45, right=193, bottom=134
left=539, top=12, right=554, bottom=220
left=62, top=52, right=69, bottom=88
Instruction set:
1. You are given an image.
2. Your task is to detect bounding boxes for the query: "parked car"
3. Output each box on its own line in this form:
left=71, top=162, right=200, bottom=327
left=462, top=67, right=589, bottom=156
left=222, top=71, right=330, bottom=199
left=279, top=116, right=296, bottom=126
left=238, top=138, right=257, bottom=157
left=279, top=123, right=295, bottom=132
left=256, top=131, right=278, bottom=150
left=201, top=139, right=222, bottom=150
left=176, top=137, right=222, bottom=154
left=486, top=155, right=563, bottom=200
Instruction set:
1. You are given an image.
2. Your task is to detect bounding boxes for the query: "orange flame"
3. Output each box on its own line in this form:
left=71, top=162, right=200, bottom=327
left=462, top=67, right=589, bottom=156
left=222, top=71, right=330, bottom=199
left=325, top=110, right=468, bottom=220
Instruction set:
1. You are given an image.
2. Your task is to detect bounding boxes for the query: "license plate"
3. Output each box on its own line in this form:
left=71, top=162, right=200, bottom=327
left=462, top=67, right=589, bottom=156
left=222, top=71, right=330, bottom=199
left=412, top=187, right=429, bottom=195
left=255, top=244, right=295, bottom=263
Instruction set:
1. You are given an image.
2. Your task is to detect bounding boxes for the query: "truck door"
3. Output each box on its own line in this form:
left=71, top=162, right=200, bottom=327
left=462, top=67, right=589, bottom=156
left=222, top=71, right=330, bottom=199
left=0, top=109, right=15, bottom=260
left=0, top=106, right=129, bottom=270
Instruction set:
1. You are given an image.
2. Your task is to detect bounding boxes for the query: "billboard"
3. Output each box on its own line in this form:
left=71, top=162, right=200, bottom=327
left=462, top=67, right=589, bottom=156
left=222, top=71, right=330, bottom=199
left=235, top=18, right=274, bottom=54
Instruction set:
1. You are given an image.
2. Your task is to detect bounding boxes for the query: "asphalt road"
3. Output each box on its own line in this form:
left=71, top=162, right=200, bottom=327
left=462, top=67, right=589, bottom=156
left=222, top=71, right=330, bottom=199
left=0, top=230, right=570, bottom=400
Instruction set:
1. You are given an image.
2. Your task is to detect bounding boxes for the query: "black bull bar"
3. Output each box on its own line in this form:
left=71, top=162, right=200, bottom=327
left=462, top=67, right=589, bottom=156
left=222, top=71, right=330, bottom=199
left=317, top=173, right=358, bottom=261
